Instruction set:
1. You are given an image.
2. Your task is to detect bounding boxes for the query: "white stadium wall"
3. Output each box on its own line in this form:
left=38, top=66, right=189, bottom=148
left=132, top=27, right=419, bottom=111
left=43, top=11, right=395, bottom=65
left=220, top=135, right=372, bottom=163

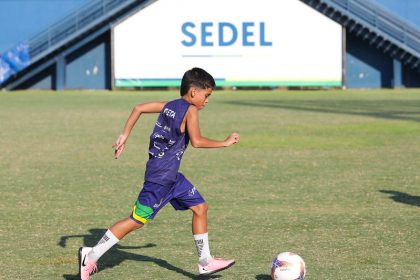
left=113, top=0, right=342, bottom=88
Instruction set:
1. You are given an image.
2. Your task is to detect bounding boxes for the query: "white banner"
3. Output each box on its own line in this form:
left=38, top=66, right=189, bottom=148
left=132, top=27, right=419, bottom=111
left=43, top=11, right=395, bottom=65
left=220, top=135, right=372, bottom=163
left=114, top=0, right=342, bottom=87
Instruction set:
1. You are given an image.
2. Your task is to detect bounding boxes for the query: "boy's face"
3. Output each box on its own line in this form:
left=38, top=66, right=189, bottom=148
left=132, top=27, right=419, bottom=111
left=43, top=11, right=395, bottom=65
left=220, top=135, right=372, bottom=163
left=191, top=87, right=212, bottom=110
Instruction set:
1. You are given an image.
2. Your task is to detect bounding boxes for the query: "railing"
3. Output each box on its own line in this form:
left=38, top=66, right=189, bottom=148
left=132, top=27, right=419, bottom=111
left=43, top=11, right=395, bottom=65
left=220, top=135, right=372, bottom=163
left=326, top=0, right=420, bottom=54
left=28, top=0, right=140, bottom=60
left=0, top=0, right=154, bottom=85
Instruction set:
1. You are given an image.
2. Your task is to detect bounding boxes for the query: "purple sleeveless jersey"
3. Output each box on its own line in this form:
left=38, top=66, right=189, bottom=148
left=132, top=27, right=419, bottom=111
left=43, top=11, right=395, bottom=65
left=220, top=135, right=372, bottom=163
left=144, top=98, right=191, bottom=186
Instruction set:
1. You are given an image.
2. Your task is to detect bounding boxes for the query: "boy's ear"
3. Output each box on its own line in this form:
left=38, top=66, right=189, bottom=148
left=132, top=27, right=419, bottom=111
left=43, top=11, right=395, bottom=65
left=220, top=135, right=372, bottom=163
left=189, top=87, right=196, bottom=97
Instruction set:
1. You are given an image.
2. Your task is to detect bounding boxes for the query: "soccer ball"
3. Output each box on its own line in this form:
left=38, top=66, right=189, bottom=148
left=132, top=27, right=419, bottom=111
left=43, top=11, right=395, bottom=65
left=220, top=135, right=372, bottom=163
left=271, top=252, right=306, bottom=280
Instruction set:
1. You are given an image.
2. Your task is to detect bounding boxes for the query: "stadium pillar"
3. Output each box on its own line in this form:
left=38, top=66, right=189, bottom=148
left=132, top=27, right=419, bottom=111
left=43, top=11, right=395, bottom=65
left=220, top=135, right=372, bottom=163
left=392, top=58, right=403, bottom=88
left=342, top=26, right=347, bottom=89
left=55, top=55, right=66, bottom=90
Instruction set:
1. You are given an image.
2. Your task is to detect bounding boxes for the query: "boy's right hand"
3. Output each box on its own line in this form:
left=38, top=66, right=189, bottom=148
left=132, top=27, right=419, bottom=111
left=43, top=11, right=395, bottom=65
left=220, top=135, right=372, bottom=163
left=224, top=132, right=240, bottom=147
left=113, top=134, right=127, bottom=159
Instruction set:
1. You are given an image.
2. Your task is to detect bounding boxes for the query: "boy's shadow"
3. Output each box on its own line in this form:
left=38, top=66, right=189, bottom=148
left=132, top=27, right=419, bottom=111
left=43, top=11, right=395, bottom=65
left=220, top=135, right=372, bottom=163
left=59, top=228, right=221, bottom=280
left=255, top=274, right=271, bottom=279
left=380, top=190, right=420, bottom=207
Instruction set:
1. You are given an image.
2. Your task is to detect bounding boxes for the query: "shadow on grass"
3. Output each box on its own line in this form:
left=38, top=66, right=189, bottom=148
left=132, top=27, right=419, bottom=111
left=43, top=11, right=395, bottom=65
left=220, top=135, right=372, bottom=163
left=59, top=228, right=221, bottom=280
left=256, top=274, right=272, bottom=279
left=221, top=99, right=420, bottom=123
left=380, top=190, right=420, bottom=207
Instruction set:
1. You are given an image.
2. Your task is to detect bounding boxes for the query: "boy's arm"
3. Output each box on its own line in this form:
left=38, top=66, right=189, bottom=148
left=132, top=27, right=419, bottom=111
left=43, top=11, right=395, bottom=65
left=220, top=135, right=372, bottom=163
left=186, top=105, right=240, bottom=148
left=113, top=101, right=166, bottom=159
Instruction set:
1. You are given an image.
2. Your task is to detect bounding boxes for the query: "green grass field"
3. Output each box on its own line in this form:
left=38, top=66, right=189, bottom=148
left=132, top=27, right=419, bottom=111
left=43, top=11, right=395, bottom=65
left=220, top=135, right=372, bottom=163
left=1, top=89, right=419, bottom=280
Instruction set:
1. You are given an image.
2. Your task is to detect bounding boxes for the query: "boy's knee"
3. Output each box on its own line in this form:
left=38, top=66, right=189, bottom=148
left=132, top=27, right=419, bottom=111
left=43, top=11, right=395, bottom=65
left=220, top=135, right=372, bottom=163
left=130, top=219, right=144, bottom=230
left=191, top=202, right=208, bottom=216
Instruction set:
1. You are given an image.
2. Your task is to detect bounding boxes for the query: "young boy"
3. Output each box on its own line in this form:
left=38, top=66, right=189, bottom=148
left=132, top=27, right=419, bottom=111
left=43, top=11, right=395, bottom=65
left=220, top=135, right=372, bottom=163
left=79, top=67, right=240, bottom=280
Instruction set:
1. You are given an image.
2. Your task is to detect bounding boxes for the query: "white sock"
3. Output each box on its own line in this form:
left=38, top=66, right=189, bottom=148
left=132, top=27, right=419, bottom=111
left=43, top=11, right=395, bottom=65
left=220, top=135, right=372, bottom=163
left=193, top=232, right=212, bottom=265
left=88, top=229, right=119, bottom=261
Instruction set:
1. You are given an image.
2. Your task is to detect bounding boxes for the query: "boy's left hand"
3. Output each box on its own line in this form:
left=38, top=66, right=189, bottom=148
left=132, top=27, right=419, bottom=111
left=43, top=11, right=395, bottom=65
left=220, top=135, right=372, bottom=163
left=224, top=132, right=240, bottom=147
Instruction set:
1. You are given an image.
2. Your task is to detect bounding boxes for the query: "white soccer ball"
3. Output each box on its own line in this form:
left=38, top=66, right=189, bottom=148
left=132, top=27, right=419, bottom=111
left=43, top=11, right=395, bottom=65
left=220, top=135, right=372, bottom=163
left=271, top=252, right=306, bottom=280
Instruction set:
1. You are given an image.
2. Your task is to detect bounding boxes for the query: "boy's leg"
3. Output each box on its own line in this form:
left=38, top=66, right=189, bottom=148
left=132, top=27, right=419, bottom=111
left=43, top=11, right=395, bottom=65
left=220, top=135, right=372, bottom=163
left=190, top=203, right=235, bottom=275
left=110, top=217, right=144, bottom=240
left=80, top=181, right=172, bottom=278
left=79, top=218, right=143, bottom=280
left=190, top=202, right=208, bottom=234
left=89, top=218, right=143, bottom=261
left=82, top=180, right=167, bottom=267
left=80, top=180, right=170, bottom=280
left=169, top=173, right=235, bottom=275
left=190, top=203, right=211, bottom=264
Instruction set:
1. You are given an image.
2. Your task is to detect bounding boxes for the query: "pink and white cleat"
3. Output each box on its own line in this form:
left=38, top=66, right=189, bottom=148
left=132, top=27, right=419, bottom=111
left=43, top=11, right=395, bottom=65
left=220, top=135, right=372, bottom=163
left=79, top=247, right=98, bottom=280
left=198, top=257, right=235, bottom=275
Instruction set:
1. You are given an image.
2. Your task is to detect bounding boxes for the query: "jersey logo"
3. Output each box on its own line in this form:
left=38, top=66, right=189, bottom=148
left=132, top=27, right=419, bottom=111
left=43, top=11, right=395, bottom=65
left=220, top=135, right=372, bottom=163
left=163, top=108, right=176, bottom=118
left=153, top=142, right=161, bottom=150
left=176, top=150, right=184, bottom=160
left=153, top=198, right=164, bottom=208
left=188, top=187, right=197, bottom=197
left=153, top=133, right=164, bottom=139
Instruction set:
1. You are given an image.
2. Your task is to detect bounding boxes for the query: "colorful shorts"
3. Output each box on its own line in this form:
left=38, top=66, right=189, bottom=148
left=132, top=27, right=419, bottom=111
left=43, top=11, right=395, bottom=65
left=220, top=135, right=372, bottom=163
left=130, top=173, right=205, bottom=224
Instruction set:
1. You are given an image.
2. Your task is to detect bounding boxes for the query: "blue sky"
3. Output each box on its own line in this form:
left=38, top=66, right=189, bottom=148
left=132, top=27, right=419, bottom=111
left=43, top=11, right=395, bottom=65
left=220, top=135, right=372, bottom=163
left=0, top=0, right=89, bottom=53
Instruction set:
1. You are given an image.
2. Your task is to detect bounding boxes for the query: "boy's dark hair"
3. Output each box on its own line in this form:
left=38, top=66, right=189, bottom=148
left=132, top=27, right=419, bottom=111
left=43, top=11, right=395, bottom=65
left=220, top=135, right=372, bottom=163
left=180, top=67, right=216, bottom=96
